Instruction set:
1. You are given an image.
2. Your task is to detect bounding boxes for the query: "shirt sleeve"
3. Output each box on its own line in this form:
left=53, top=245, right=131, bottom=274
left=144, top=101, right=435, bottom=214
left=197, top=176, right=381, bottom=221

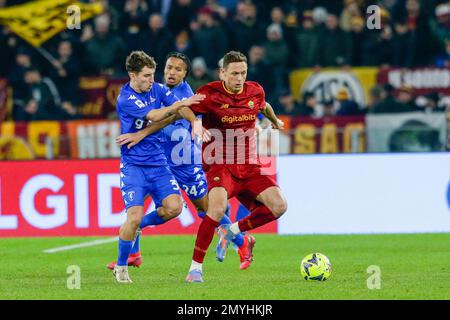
left=256, top=84, right=267, bottom=111
left=189, top=86, right=209, bottom=115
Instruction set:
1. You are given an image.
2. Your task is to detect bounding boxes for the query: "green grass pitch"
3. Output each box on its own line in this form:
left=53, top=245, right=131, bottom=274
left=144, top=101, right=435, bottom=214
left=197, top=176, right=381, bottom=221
left=1, top=233, right=450, bottom=300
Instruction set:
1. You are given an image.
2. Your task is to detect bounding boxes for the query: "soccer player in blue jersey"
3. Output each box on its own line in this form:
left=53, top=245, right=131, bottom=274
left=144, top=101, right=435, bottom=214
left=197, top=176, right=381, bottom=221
left=110, top=52, right=256, bottom=272
left=113, top=51, right=205, bottom=283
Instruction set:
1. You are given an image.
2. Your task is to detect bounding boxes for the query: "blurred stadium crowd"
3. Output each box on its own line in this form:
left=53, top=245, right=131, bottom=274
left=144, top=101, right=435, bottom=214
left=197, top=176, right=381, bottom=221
left=0, top=0, right=449, bottom=122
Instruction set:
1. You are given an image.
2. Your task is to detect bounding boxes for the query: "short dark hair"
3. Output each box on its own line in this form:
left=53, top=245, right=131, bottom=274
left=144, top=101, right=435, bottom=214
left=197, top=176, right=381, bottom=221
left=125, top=51, right=156, bottom=73
left=222, top=51, right=247, bottom=69
left=166, top=52, right=191, bottom=79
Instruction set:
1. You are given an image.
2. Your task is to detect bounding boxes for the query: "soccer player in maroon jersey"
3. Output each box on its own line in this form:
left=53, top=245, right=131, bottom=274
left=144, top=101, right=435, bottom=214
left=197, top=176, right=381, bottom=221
left=185, top=51, right=287, bottom=283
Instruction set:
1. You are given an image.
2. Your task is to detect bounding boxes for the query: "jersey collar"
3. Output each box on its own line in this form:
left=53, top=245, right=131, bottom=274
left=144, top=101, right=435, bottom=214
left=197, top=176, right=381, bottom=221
left=222, top=81, right=243, bottom=95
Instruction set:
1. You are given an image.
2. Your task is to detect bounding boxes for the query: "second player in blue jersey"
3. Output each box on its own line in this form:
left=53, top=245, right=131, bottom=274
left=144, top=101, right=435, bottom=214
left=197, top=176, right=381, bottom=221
left=111, top=53, right=254, bottom=273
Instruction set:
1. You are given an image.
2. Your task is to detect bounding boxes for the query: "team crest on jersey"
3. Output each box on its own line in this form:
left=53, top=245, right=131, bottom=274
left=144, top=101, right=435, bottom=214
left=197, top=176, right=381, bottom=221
left=213, top=177, right=220, bottom=182
left=220, top=104, right=229, bottom=109
left=128, top=191, right=135, bottom=201
left=247, top=100, right=254, bottom=109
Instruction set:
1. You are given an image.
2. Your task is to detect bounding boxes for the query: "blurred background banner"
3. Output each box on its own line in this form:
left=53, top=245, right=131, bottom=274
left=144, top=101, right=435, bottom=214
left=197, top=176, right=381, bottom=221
left=0, top=0, right=103, bottom=48
left=0, top=120, right=67, bottom=159
left=0, top=158, right=277, bottom=236
left=66, top=119, right=120, bottom=159
left=290, top=67, right=379, bottom=107
left=1, top=117, right=367, bottom=159
left=366, top=112, right=447, bottom=152
left=78, top=76, right=126, bottom=118
left=289, top=115, right=365, bottom=154
left=377, top=67, right=450, bottom=96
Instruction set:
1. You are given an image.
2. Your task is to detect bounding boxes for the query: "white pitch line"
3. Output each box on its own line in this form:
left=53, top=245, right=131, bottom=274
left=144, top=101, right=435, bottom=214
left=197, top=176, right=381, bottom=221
left=43, top=237, right=119, bottom=253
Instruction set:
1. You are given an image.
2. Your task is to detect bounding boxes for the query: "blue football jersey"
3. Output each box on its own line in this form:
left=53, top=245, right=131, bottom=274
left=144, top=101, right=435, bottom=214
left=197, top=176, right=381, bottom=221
left=161, top=81, right=201, bottom=166
left=117, top=82, right=179, bottom=165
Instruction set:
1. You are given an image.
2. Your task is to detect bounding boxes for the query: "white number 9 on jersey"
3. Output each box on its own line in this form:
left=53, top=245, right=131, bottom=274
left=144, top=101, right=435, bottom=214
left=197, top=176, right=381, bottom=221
left=134, top=119, right=144, bottom=129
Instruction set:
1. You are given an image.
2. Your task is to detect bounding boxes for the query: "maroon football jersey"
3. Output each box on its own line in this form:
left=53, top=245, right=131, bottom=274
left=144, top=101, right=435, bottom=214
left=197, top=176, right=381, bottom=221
left=191, top=81, right=266, bottom=178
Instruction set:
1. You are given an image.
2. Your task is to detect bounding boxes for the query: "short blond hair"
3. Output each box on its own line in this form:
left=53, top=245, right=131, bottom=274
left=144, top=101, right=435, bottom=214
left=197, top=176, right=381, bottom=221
left=222, top=51, right=247, bottom=69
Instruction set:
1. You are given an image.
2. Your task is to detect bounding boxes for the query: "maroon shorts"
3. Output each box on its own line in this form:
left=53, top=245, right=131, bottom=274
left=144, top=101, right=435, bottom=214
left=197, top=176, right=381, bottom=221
left=205, top=165, right=278, bottom=209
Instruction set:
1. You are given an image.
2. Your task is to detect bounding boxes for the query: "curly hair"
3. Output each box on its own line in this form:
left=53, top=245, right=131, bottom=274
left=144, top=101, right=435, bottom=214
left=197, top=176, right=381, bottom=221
left=125, top=51, right=156, bottom=73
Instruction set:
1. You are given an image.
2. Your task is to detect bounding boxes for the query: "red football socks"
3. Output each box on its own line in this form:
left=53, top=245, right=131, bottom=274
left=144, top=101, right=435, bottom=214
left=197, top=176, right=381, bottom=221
left=238, top=204, right=277, bottom=232
left=192, top=215, right=220, bottom=263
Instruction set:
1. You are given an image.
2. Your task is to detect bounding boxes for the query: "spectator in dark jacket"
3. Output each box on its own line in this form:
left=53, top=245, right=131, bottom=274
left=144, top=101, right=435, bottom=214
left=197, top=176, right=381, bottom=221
left=119, top=0, right=149, bottom=51
left=83, top=14, right=127, bottom=76
left=139, top=13, right=175, bottom=79
left=335, top=88, right=361, bottom=115
left=8, top=47, right=33, bottom=107
left=371, top=84, right=411, bottom=113
left=395, top=85, right=419, bottom=112
left=273, top=89, right=302, bottom=116
left=263, top=23, right=290, bottom=91
left=191, top=6, right=229, bottom=69
left=166, top=0, right=203, bottom=36
left=318, top=14, right=352, bottom=66
left=49, top=40, right=81, bottom=107
left=14, top=67, right=77, bottom=121
left=404, top=0, right=436, bottom=67
left=0, top=26, right=18, bottom=77
left=298, top=91, right=317, bottom=117
left=269, top=6, right=296, bottom=60
left=294, top=10, right=320, bottom=68
left=186, top=57, right=215, bottom=92
left=247, top=45, right=276, bottom=101
left=174, top=30, right=194, bottom=58
left=363, top=23, right=395, bottom=67
left=430, top=3, right=450, bottom=48
left=349, top=16, right=366, bottom=66
left=392, top=18, right=414, bottom=67
left=230, top=2, right=266, bottom=55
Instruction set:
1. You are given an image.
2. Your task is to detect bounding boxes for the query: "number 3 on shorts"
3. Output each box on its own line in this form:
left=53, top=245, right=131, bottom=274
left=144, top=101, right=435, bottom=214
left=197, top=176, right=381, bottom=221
left=170, top=179, right=180, bottom=191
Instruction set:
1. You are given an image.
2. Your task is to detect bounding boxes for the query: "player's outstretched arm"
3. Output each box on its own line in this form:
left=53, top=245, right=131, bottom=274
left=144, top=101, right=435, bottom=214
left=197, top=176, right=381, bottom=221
left=261, top=102, right=285, bottom=130
left=116, top=114, right=180, bottom=148
left=145, top=94, right=205, bottom=122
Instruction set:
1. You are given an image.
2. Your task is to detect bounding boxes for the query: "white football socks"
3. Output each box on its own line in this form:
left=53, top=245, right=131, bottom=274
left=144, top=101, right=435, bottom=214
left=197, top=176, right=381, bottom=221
left=189, top=260, right=203, bottom=272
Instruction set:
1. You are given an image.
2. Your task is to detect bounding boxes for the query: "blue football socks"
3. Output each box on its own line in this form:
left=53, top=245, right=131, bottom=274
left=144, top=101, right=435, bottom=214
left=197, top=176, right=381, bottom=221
left=130, top=233, right=140, bottom=254
left=140, top=210, right=165, bottom=228
left=117, top=238, right=134, bottom=266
